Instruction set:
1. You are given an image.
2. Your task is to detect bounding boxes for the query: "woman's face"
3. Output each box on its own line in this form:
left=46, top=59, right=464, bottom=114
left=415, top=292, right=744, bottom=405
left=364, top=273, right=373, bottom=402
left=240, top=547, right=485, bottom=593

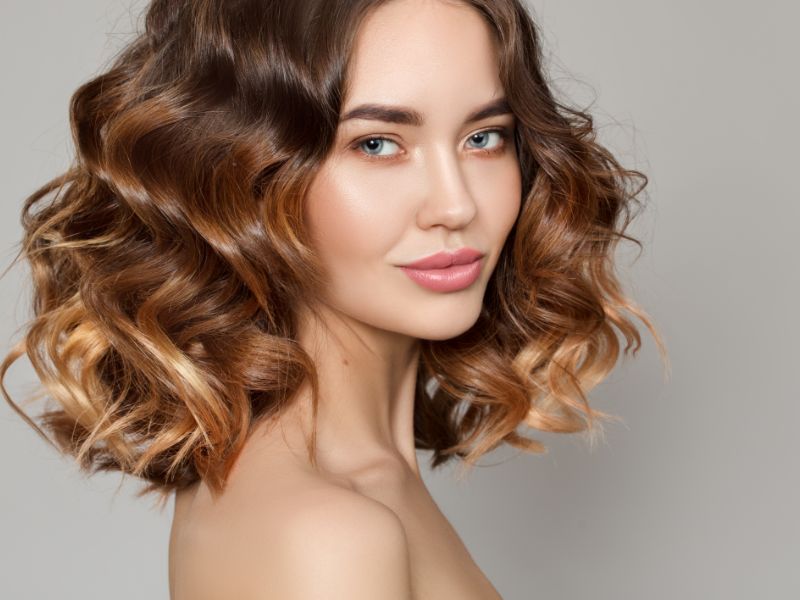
left=304, top=0, right=521, bottom=341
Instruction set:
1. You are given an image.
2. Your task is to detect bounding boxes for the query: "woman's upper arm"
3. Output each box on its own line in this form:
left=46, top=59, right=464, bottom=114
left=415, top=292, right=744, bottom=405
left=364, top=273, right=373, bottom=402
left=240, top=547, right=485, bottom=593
left=257, top=489, right=414, bottom=599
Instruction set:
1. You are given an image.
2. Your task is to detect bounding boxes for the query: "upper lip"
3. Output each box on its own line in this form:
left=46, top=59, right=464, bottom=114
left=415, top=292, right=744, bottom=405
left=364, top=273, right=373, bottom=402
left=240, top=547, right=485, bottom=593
left=400, top=247, right=485, bottom=269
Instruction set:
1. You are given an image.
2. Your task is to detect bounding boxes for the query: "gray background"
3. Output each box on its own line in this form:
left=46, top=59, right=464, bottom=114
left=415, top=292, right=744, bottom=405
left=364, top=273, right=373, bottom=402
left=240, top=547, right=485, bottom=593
left=1, top=1, right=797, bottom=598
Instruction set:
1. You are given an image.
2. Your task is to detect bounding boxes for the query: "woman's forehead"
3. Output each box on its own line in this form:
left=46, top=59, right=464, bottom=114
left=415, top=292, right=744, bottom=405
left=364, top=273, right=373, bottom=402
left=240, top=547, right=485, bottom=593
left=343, top=0, right=503, bottom=118
left=345, top=0, right=501, bottom=87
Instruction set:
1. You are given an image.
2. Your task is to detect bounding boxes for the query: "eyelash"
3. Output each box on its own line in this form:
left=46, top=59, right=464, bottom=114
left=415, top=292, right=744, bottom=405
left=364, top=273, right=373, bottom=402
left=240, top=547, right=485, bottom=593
left=349, top=127, right=513, bottom=162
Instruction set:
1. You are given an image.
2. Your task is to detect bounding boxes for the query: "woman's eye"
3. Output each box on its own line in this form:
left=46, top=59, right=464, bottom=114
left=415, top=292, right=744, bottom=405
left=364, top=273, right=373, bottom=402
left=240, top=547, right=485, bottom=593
left=357, top=137, right=401, bottom=158
left=466, top=129, right=505, bottom=152
left=351, top=127, right=510, bottom=161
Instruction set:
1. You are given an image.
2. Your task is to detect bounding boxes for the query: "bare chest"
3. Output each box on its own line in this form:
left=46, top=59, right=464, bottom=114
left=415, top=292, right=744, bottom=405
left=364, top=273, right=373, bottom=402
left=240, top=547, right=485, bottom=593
left=350, top=475, right=503, bottom=600
left=400, top=506, right=504, bottom=600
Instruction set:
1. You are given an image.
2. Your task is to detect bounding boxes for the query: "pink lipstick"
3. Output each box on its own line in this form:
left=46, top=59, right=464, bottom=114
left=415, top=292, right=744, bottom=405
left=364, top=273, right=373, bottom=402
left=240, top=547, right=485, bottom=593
left=399, top=247, right=485, bottom=292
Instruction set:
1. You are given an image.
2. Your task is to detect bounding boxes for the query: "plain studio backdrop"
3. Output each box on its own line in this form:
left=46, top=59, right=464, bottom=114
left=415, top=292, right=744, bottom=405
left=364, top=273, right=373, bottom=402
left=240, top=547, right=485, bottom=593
left=1, top=1, right=797, bottom=599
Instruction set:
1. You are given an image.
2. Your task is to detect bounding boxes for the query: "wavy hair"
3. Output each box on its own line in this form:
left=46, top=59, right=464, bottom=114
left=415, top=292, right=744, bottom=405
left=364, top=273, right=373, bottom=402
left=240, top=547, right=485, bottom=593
left=1, top=0, right=667, bottom=505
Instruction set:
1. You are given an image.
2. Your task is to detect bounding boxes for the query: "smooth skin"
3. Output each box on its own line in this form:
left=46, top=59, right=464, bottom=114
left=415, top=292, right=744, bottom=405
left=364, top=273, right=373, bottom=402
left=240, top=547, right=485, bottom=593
left=169, top=0, right=520, bottom=598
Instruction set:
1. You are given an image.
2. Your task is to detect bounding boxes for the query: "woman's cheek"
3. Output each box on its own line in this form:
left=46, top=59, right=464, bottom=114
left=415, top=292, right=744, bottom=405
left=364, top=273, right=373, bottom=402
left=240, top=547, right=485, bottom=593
left=334, top=161, right=421, bottom=226
left=307, top=162, right=415, bottom=260
left=467, top=158, right=523, bottom=232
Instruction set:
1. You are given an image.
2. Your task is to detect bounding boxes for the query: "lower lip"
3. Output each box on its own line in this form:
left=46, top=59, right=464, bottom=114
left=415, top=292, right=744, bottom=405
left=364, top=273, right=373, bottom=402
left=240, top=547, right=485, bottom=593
left=399, top=258, right=483, bottom=292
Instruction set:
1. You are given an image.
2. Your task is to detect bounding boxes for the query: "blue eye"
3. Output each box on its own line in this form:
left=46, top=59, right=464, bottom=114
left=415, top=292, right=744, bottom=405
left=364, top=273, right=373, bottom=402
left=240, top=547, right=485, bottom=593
left=358, top=137, right=401, bottom=158
left=351, top=127, right=511, bottom=162
left=467, top=130, right=504, bottom=150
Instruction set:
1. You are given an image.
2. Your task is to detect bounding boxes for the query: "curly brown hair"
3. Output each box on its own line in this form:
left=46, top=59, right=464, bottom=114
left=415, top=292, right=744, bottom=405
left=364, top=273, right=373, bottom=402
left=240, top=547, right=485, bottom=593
left=1, top=0, right=667, bottom=506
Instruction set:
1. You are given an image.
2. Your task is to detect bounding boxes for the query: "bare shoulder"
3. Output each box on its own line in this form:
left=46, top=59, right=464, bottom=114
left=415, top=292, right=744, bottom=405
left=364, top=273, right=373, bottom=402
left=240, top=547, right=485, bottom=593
left=253, top=485, right=413, bottom=599
left=172, top=477, right=413, bottom=600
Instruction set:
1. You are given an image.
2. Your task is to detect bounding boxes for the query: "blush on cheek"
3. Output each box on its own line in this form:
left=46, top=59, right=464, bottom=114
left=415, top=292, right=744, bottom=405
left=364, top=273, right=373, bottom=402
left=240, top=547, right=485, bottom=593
left=306, top=169, right=406, bottom=266
left=336, top=165, right=417, bottom=232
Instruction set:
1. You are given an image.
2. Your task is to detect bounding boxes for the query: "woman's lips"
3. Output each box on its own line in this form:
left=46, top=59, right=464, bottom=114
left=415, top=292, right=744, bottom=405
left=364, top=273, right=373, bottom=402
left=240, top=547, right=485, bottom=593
left=401, top=247, right=484, bottom=269
left=399, top=257, right=483, bottom=292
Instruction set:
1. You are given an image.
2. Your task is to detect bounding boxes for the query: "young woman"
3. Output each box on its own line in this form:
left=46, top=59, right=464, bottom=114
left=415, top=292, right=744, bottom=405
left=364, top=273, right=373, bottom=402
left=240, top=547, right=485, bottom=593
left=1, top=0, right=665, bottom=598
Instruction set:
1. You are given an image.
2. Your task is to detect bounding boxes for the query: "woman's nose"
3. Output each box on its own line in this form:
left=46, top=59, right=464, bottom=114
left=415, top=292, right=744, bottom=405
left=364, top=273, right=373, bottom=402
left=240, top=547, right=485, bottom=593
left=416, top=146, right=478, bottom=230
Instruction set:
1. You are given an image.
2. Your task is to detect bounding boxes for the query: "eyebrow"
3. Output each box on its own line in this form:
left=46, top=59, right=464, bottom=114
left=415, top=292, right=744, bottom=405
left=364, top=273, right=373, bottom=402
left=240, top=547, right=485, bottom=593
left=339, top=97, right=512, bottom=126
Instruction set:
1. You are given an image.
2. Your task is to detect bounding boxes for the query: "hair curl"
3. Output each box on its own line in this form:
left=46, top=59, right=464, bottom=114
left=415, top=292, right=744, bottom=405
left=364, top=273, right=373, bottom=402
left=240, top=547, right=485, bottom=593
left=1, top=0, right=667, bottom=506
